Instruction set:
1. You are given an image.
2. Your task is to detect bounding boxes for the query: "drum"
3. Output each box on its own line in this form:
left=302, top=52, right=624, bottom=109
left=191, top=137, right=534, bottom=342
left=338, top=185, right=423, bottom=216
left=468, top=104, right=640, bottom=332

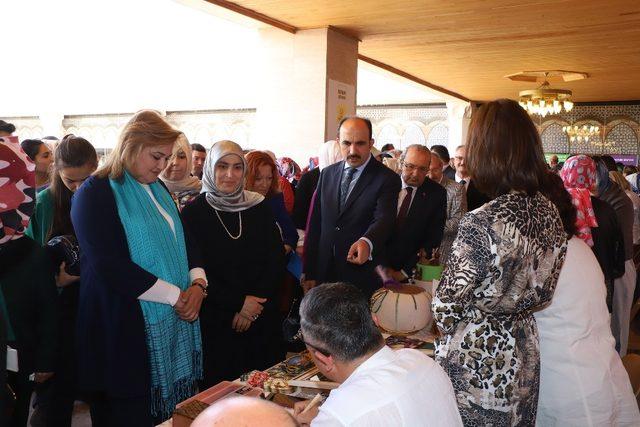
left=370, top=285, right=432, bottom=334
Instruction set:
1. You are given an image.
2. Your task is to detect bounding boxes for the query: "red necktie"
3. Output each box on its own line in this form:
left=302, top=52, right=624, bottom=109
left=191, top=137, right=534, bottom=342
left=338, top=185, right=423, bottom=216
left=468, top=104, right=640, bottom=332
left=397, top=187, right=413, bottom=225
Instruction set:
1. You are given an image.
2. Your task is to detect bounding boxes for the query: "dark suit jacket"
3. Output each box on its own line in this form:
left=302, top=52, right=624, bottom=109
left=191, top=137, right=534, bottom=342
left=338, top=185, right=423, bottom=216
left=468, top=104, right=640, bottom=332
left=386, top=179, right=447, bottom=274
left=443, top=165, right=456, bottom=181
left=466, top=180, right=491, bottom=211
left=304, top=157, right=401, bottom=296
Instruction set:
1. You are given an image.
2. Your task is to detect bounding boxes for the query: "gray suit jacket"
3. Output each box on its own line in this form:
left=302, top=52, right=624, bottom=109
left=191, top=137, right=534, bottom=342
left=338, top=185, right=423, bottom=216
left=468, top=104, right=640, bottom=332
left=438, top=177, right=467, bottom=264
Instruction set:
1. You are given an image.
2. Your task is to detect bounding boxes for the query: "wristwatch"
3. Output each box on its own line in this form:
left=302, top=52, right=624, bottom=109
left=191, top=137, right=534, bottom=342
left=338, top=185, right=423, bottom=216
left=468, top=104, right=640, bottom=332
left=191, top=280, right=208, bottom=298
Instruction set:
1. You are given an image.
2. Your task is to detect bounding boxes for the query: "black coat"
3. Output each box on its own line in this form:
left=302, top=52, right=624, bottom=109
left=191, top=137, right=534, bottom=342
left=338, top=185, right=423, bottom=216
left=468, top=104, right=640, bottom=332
left=71, top=176, right=201, bottom=399
left=386, top=178, right=447, bottom=274
left=466, top=180, right=492, bottom=212
left=304, top=157, right=401, bottom=297
left=443, top=165, right=456, bottom=181
left=181, top=195, right=286, bottom=386
left=591, top=196, right=626, bottom=311
left=292, top=167, right=320, bottom=230
left=0, top=237, right=57, bottom=375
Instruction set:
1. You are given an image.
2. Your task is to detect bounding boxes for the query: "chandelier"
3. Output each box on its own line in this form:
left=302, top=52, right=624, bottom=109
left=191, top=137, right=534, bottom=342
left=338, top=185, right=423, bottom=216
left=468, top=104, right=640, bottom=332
left=518, top=81, right=573, bottom=117
left=506, top=70, right=588, bottom=117
left=562, top=124, right=599, bottom=143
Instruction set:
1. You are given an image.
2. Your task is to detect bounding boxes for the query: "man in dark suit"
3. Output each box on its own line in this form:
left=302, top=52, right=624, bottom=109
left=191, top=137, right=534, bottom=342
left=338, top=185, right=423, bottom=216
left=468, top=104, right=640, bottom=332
left=303, top=117, right=401, bottom=297
left=431, top=144, right=456, bottom=180
left=385, top=145, right=447, bottom=281
left=453, top=145, right=491, bottom=211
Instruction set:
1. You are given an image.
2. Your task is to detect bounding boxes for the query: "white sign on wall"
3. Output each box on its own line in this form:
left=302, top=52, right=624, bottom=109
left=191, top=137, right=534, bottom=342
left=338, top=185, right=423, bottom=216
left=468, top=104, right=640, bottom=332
left=326, top=79, right=356, bottom=140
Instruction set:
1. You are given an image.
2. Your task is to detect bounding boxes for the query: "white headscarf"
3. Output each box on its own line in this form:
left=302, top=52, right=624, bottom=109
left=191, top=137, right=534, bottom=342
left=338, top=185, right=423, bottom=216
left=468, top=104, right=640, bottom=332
left=160, top=134, right=202, bottom=193
left=318, top=140, right=343, bottom=170
left=201, top=140, right=263, bottom=212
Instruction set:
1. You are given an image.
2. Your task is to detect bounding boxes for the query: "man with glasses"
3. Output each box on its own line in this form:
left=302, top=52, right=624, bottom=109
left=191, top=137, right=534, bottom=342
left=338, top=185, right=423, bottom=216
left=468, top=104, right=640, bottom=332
left=384, top=145, right=446, bottom=281
left=293, top=282, right=462, bottom=426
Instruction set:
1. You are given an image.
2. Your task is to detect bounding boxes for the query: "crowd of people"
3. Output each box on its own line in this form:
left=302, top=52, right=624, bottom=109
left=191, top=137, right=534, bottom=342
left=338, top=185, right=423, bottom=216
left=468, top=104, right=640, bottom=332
left=0, top=100, right=639, bottom=427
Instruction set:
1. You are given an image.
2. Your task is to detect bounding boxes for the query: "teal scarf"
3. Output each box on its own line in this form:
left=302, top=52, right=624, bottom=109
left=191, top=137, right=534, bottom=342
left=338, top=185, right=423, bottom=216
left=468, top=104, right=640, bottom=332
left=110, top=171, right=202, bottom=420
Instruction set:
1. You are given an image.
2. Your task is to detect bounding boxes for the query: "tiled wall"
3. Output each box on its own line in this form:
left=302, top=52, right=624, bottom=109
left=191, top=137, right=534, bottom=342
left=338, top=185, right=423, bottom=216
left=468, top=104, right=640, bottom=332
left=535, top=103, right=640, bottom=156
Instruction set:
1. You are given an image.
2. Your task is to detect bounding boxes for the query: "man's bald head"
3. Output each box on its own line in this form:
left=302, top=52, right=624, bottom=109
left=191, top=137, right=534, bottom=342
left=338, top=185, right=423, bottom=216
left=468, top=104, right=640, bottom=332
left=191, top=396, right=298, bottom=427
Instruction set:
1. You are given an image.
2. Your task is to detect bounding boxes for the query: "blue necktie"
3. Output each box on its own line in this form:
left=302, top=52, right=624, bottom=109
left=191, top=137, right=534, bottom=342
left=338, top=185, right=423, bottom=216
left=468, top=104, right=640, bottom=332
left=340, top=167, right=357, bottom=210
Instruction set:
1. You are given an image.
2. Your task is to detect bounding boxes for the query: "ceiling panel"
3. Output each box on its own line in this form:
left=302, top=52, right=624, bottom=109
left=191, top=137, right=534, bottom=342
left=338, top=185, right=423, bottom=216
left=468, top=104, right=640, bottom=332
left=206, top=0, right=640, bottom=101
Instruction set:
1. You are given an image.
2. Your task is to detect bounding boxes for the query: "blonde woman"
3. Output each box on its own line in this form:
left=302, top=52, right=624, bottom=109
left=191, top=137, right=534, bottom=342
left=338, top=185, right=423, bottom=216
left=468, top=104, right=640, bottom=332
left=71, top=111, right=207, bottom=426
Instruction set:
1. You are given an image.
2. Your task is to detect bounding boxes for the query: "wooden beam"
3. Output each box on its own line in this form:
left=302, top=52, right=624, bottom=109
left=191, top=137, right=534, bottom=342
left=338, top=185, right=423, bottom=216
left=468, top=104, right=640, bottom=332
left=358, top=54, right=470, bottom=103
left=203, top=0, right=297, bottom=33
left=201, top=1, right=469, bottom=102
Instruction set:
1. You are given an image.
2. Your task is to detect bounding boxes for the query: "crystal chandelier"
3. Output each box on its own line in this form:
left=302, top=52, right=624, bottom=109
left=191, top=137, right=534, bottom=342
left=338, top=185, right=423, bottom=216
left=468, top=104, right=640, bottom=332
left=562, top=124, right=600, bottom=143
left=518, top=81, right=573, bottom=117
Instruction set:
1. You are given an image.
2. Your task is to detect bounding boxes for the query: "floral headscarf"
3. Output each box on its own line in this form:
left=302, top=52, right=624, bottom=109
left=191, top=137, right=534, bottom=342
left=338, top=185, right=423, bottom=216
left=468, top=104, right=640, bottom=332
left=277, top=157, right=302, bottom=183
left=560, top=155, right=599, bottom=246
left=0, top=136, right=36, bottom=245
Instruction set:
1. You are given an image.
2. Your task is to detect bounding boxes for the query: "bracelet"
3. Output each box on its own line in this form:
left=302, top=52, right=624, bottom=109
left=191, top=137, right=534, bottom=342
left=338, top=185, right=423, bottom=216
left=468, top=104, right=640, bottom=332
left=192, top=282, right=208, bottom=298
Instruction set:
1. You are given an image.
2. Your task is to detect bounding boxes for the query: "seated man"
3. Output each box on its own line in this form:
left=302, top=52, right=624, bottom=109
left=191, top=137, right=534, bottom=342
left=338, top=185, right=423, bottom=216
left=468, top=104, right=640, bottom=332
left=294, top=282, right=462, bottom=426
left=192, top=396, right=298, bottom=427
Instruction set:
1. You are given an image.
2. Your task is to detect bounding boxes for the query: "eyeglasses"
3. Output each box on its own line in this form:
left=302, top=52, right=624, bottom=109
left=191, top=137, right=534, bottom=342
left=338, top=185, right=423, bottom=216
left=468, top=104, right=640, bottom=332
left=294, top=328, right=331, bottom=357
left=401, top=161, right=429, bottom=174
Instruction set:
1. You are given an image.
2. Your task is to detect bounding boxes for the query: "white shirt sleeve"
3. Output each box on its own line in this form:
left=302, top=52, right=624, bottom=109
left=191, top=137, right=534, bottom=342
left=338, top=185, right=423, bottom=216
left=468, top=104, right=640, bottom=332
left=359, top=237, right=374, bottom=260
left=138, top=279, right=181, bottom=306
left=190, top=267, right=207, bottom=284
left=311, top=408, right=344, bottom=426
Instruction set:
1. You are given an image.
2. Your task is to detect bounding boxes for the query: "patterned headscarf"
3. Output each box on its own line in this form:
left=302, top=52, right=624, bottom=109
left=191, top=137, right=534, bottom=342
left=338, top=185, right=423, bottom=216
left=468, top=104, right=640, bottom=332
left=277, top=157, right=302, bottom=183
left=0, top=136, right=36, bottom=245
left=560, top=155, right=598, bottom=246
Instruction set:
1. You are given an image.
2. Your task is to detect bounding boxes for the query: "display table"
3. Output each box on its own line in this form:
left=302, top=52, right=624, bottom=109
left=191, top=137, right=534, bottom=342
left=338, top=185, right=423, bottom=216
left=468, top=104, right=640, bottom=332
left=159, top=280, right=439, bottom=426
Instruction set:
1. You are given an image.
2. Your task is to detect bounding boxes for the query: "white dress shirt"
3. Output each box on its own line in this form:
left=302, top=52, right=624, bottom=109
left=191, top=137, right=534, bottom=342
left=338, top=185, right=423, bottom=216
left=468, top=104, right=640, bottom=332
left=397, top=181, right=418, bottom=215
left=137, top=184, right=207, bottom=306
left=312, top=346, right=462, bottom=427
left=342, top=154, right=372, bottom=200
left=454, top=173, right=469, bottom=190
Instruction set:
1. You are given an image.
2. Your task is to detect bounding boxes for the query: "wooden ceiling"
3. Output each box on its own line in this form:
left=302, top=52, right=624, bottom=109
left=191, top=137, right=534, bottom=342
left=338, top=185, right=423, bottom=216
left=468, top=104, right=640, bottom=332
left=203, top=0, right=640, bottom=102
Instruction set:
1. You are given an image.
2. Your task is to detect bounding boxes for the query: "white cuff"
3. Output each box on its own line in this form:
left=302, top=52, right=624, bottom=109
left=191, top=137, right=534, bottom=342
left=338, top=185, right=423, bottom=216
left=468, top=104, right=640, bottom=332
left=138, top=279, right=181, bottom=306
left=189, top=267, right=208, bottom=285
left=359, top=237, right=374, bottom=261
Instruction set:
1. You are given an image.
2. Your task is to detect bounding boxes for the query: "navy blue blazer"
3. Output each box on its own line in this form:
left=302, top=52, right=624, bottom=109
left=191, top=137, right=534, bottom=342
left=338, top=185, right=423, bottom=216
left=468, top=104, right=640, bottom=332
left=267, top=192, right=299, bottom=249
left=304, top=157, right=401, bottom=296
left=71, top=175, right=201, bottom=399
left=386, top=178, right=447, bottom=274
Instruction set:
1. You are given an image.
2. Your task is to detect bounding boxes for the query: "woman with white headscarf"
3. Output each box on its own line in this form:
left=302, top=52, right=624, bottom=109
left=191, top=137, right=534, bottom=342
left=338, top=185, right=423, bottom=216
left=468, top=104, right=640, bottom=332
left=182, top=140, right=286, bottom=387
left=160, top=134, right=202, bottom=211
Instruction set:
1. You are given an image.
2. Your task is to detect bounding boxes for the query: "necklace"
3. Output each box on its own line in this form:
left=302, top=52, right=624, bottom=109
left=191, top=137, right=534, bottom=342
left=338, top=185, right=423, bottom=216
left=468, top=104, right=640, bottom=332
left=215, top=209, right=242, bottom=240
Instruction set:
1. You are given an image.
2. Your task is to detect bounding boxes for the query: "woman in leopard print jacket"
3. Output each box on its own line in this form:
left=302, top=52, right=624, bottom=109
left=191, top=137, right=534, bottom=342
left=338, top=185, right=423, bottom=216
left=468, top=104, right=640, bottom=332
left=432, top=99, right=567, bottom=426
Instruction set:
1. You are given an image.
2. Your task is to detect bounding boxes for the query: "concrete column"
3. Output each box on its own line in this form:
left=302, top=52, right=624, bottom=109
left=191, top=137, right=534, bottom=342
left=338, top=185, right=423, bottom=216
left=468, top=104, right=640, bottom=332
left=255, top=27, right=358, bottom=164
left=446, top=101, right=472, bottom=153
